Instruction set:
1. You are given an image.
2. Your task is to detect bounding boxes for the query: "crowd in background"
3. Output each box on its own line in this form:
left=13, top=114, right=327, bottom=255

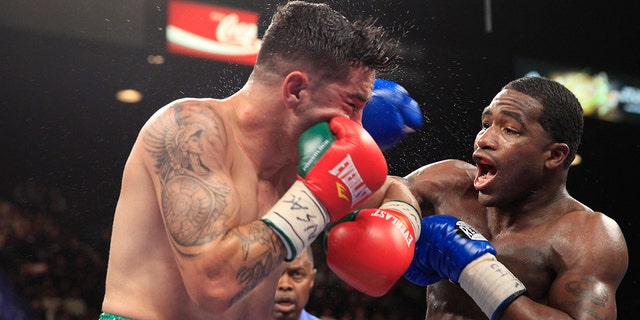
left=0, top=178, right=425, bottom=320
left=0, top=179, right=110, bottom=319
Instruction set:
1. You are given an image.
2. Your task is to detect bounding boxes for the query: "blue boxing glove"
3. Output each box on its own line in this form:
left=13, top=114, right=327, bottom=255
left=362, top=79, right=423, bottom=150
left=404, top=215, right=495, bottom=285
left=404, top=215, right=527, bottom=320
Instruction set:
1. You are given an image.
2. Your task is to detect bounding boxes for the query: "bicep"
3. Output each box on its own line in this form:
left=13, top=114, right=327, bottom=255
left=547, top=272, right=619, bottom=319
left=162, top=172, right=236, bottom=255
left=547, top=216, right=628, bottom=319
left=141, top=100, right=237, bottom=254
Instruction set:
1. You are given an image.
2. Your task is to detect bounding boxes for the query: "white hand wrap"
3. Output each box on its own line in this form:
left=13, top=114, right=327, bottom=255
left=379, top=200, right=421, bottom=239
left=458, top=253, right=527, bottom=320
left=261, top=181, right=329, bottom=261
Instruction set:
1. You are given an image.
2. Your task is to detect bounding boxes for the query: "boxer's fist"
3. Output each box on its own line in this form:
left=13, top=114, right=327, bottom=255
left=404, top=215, right=526, bottom=320
left=297, top=117, right=388, bottom=220
left=404, top=215, right=495, bottom=285
left=262, top=117, right=387, bottom=261
left=362, top=79, right=423, bottom=150
left=325, top=201, right=421, bottom=297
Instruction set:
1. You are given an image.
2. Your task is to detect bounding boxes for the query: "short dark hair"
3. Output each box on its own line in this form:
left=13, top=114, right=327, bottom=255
left=256, top=1, right=400, bottom=82
left=503, top=76, right=584, bottom=168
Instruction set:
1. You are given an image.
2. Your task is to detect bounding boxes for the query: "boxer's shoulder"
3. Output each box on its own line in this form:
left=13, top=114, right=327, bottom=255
left=406, top=160, right=475, bottom=192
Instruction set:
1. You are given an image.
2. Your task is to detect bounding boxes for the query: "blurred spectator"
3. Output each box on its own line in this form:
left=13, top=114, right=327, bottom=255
left=270, top=246, right=319, bottom=320
left=0, top=267, right=29, bottom=320
left=1, top=180, right=105, bottom=319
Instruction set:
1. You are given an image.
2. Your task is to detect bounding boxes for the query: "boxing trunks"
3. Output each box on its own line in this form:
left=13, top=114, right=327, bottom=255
left=99, top=312, right=129, bottom=320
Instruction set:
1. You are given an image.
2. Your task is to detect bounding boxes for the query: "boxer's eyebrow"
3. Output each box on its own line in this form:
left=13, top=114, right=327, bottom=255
left=350, top=92, right=369, bottom=103
left=500, top=109, right=526, bottom=127
left=481, top=108, right=525, bottom=128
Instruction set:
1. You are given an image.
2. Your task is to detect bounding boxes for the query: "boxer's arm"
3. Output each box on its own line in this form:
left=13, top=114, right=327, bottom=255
left=502, top=212, right=628, bottom=320
left=141, top=100, right=284, bottom=314
left=358, top=175, right=420, bottom=211
left=404, top=159, right=477, bottom=215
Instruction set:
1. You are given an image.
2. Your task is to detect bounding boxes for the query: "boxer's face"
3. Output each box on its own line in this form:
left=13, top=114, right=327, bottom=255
left=472, top=89, right=553, bottom=206
left=307, top=66, right=376, bottom=124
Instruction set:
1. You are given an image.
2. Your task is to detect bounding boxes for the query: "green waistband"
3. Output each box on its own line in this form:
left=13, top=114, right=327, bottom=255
left=99, top=312, right=130, bottom=320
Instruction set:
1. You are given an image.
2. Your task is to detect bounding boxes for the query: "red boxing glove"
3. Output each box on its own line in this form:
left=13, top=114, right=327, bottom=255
left=297, top=117, right=388, bottom=221
left=262, top=117, right=388, bottom=261
left=324, top=201, right=421, bottom=297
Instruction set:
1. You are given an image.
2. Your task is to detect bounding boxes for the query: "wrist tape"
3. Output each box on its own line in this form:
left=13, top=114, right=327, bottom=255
left=458, top=253, right=527, bottom=320
left=379, top=200, right=422, bottom=239
left=261, top=181, right=329, bottom=261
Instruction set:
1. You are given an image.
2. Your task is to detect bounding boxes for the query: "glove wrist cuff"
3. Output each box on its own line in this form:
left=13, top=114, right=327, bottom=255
left=458, top=253, right=527, bottom=320
left=379, top=200, right=421, bottom=238
left=261, top=181, right=329, bottom=261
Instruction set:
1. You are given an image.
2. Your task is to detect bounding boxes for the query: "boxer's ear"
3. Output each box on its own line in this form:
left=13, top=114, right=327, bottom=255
left=545, top=142, right=569, bottom=169
left=282, top=71, right=309, bottom=109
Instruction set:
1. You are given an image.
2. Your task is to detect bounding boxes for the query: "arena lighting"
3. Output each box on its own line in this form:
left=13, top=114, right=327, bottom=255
left=571, top=154, right=582, bottom=167
left=114, top=55, right=162, bottom=104
left=483, top=0, right=492, bottom=33
left=147, top=54, right=165, bottom=65
left=516, top=58, right=640, bottom=124
left=116, top=89, right=143, bottom=103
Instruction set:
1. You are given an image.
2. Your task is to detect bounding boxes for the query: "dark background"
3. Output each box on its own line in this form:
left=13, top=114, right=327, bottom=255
left=1, top=0, right=638, bottom=318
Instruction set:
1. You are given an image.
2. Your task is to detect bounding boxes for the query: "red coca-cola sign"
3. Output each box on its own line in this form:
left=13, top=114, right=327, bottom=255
left=167, top=1, right=260, bottom=65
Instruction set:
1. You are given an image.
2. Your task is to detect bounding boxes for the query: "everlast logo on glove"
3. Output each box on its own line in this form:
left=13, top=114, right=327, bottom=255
left=329, top=155, right=372, bottom=206
left=369, top=210, right=415, bottom=246
left=456, top=221, right=488, bottom=241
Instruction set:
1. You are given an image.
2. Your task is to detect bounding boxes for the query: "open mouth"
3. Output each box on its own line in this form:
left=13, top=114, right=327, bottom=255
left=274, top=296, right=294, bottom=304
left=473, top=156, right=497, bottom=189
left=274, top=296, right=296, bottom=312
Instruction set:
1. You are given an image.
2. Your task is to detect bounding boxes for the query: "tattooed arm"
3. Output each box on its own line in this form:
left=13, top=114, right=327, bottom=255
left=140, top=99, right=286, bottom=313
